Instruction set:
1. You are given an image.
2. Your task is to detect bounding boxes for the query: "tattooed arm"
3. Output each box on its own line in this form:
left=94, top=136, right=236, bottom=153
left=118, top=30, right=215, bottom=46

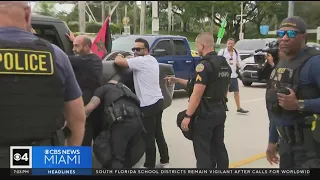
left=85, top=85, right=111, bottom=117
left=85, top=96, right=101, bottom=117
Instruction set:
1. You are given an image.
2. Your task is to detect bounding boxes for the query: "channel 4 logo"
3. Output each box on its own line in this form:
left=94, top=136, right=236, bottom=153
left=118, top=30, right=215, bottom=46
left=10, top=146, right=32, bottom=168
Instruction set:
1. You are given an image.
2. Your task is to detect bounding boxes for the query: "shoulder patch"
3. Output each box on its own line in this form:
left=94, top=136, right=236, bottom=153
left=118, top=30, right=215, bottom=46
left=196, top=63, right=204, bottom=72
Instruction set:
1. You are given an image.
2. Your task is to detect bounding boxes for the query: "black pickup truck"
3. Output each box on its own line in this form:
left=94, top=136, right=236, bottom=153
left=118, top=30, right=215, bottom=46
left=30, top=14, right=175, bottom=110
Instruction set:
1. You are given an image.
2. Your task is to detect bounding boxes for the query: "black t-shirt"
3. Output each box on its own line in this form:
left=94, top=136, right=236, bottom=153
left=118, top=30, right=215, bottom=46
left=69, top=54, right=103, bottom=103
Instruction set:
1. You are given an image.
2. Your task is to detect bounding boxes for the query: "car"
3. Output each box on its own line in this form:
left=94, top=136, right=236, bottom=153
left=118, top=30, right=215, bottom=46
left=240, top=41, right=320, bottom=87
left=306, top=42, right=320, bottom=50
left=234, top=38, right=277, bottom=61
left=30, top=14, right=175, bottom=110
left=106, top=35, right=202, bottom=90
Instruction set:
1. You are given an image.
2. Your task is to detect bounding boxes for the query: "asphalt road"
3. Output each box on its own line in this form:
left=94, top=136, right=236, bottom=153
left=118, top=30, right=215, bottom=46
left=93, top=80, right=272, bottom=168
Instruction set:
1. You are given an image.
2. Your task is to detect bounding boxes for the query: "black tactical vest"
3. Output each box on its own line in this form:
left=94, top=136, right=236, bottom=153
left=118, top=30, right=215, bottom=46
left=0, top=38, right=65, bottom=145
left=103, top=83, right=140, bottom=108
left=186, top=52, right=231, bottom=115
left=187, top=52, right=231, bottom=101
left=266, top=47, right=320, bottom=115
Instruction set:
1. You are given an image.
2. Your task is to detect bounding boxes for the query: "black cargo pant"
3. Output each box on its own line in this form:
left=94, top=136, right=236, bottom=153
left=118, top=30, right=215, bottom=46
left=141, top=99, right=170, bottom=168
left=104, top=117, right=143, bottom=168
left=192, top=103, right=229, bottom=168
left=278, top=129, right=320, bottom=168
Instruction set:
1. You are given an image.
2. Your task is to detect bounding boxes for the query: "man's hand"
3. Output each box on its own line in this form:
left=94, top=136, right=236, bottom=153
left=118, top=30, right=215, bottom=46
left=181, top=117, right=191, bottom=131
left=65, top=31, right=75, bottom=42
left=164, top=76, right=178, bottom=85
left=266, top=143, right=279, bottom=165
left=277, top=88, right=298, bottom=110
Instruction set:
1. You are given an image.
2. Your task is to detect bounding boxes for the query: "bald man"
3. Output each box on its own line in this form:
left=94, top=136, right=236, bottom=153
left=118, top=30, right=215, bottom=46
left=65, top=32, right=103, bottom=146
left=166, top=32, right=231, bottom=168
left=0, top=1, right=86, bottom=167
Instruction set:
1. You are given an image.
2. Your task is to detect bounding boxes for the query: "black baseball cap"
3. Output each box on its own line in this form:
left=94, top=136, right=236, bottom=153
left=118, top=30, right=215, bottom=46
left=279, top=16, right=307, bottom=33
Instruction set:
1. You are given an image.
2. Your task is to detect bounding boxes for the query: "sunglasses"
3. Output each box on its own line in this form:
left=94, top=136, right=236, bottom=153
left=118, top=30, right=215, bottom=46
left=132, top=47, right=145, bottom=52
left=276, top=30, right=304, bottom=38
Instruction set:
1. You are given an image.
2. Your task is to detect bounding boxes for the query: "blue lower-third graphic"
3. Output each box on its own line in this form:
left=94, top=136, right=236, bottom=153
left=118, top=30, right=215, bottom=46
left=32, top=146, right=92, bottom=168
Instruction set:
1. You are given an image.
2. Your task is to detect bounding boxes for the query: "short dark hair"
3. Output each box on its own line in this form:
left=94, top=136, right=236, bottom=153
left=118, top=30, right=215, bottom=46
left=227, top=38, right=235, bottom=42
left=135, top=38, right=150, bottom=51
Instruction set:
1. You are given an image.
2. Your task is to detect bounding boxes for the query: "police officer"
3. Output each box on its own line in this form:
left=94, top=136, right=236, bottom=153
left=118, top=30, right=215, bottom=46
left=166, top=32, right=231, bottom=168
left=84, top=78, right=145, bottom=168
left=0, top=2, right=86, bottom=167
left=266, top=16, right=320, bottom=168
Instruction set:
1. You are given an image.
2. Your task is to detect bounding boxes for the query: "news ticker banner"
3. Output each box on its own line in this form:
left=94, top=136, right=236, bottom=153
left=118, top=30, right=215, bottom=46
left=8, top=168, right=319, bottom=176
left=8, top=146, right=318, bottom=176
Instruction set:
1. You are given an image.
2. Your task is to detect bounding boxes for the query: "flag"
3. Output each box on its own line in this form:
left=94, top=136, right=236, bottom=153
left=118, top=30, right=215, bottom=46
left=91, top=16, right=112, bottom=59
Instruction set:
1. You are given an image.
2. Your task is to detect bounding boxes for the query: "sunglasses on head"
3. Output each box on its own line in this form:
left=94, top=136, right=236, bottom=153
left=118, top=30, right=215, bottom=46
left=132, top=47, right=145, bottom=52
left=276, top=30, right=304, bottom=38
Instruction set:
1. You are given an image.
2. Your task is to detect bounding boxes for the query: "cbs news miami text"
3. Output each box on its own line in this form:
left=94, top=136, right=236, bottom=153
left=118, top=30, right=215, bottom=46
left=9, top=146, right=313, bottom=176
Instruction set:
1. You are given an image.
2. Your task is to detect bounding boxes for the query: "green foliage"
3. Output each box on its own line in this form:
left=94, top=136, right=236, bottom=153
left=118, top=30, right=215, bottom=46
left=67, top=22, right=123, bottom=34
left=35, top=1, right=56, bottom=17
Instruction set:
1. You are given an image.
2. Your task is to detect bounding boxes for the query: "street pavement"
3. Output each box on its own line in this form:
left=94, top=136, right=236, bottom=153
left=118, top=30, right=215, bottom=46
left=93, top=80, right=279, bottom=169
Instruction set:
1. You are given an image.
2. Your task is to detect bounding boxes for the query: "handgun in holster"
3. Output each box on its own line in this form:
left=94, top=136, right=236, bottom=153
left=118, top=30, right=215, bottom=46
left=109, top=103, right=124, bottom=122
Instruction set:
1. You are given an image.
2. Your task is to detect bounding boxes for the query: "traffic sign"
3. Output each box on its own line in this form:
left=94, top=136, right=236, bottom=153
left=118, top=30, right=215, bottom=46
left=122, top=17, right=130, bottom=26
left=260, top=25, right=269, bottom=35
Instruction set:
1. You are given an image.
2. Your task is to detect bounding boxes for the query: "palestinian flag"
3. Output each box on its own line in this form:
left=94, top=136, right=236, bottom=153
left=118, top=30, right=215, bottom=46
left=91, top=16, right=112, bottom=59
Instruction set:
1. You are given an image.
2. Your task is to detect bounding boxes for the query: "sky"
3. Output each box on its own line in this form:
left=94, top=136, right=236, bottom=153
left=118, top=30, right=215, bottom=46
left=30, top=1, right=142, bottom=14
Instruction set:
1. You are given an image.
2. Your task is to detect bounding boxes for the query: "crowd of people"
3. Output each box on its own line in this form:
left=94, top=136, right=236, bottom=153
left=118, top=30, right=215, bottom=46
left=1, top=1, right=320, bottom=169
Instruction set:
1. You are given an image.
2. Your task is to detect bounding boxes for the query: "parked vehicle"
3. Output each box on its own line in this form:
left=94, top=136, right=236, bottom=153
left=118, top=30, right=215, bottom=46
left=234, top=38, right=277, bottom=61
left=108, top=35, right=202, bottom=90
left=240, top=40, right=320, bottom=87
left=30, top=14, right=175, bottom=109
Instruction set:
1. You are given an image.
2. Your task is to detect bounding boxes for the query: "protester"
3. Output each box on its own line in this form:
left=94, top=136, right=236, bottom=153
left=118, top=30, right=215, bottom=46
left=114, top=38, right=170, bottom=168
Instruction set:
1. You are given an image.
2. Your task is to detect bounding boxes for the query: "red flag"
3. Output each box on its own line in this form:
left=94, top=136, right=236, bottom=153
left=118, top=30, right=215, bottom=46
left=91, top=16, right=112, bottom=59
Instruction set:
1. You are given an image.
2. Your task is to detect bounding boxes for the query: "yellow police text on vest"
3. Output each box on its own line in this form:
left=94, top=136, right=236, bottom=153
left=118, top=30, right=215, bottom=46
left=0, top=49, right=54, bottom=75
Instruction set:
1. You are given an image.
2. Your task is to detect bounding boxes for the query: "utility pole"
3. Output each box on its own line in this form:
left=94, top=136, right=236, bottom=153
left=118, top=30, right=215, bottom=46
left=288, top=1, right=294, bottom=17
left=239, top=1, right=244, bottom=40
left=78, top=1, right=86, bottom=34
left=101, top=1, right=105, bottom=23
left=140, top=1, right=146, bottom=34
left=152, top=1, right=159, bottom=35
left=133, top=2, right=137, bottom=34
left=211, top=4, right=215, bottom=33
left=168, top=1, right=172, bottom=34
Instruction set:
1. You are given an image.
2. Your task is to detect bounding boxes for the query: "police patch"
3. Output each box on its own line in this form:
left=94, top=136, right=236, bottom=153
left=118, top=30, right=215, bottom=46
left=196, top=74, right=202, bottom=81
left=0, top=49, right=54, bottom=75
left=196, top=63, right=204, bottom=72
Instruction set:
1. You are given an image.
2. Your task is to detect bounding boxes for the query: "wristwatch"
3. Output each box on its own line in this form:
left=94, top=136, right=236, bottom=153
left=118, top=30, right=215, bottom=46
left=184, top=114, right=192, bottom=118
left=297, top=100, right=305, bottom=111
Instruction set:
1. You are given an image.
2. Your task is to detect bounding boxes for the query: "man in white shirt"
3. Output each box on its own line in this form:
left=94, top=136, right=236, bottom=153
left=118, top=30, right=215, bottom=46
left=114, top=38, right=170, bottom=168
left=218, top=38, right=249, bottom=114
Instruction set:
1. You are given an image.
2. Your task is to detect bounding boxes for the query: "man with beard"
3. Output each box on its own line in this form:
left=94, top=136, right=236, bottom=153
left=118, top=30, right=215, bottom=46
left=266, top=16, right=320, bottom=168
left=114, top=38, right=170, bottom=168
left=65, top=32, right=103, bottom=146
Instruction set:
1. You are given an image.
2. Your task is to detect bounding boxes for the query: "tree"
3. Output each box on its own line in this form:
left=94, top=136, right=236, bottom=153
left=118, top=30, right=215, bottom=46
left=35, top=2, right=56, bottom=17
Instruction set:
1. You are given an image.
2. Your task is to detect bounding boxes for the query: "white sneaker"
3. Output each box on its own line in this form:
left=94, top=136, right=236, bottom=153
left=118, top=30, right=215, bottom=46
left=159, top=163, right=169, bottom=168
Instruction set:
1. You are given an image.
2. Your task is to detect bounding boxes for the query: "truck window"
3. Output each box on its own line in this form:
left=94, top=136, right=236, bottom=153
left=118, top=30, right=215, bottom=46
left=31, top=24, right=64, bottom=50
left=173, top=40, right=187, bottom=56
left=153, top=40, right=172, bottom=56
